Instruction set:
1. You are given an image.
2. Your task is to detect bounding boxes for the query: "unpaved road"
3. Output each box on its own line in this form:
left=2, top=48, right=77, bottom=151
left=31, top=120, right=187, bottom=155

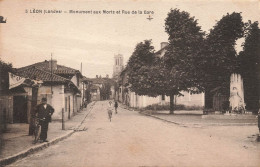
left=8, top=101, right=260, bottom=167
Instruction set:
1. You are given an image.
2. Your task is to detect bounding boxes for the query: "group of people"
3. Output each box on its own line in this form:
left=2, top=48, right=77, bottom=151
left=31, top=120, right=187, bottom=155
left=33, top=97, right=260, bottom=142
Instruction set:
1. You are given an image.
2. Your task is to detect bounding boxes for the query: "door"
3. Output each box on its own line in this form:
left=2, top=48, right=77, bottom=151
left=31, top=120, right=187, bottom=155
left=13, top=96, right=28, bottom=123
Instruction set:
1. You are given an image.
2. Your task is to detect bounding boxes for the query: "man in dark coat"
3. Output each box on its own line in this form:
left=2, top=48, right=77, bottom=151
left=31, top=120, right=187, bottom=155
left=35, top=98, right=54, bottom=142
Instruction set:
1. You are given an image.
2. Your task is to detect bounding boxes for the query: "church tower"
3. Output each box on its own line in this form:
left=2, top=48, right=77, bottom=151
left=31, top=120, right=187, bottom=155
left=113, top=54, right=124, bottom=78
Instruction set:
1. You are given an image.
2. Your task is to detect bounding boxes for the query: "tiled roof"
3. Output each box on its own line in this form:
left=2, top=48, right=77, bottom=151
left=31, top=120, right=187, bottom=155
left=90, top=78, right=105, bottom=84
left=17, top=66, right=68, bottom=83
left=18, top=60, right=81, bottom=76
left=89, top=78, right=116, bottom=85
left=55, top=65, right=79, bottom=75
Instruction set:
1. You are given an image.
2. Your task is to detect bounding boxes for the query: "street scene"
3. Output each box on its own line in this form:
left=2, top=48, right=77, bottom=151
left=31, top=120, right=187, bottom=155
left=0, top=0, right=260, bottom=166
left=6, top=101, right=260, bottom=167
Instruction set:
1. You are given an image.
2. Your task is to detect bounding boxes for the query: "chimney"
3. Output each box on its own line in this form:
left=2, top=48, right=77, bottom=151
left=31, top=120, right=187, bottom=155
left=49, top=59, right=57, bottom=70
left=96, top=75, right=98, bottom=78
left=160, top=42, right=168, bottom=49
left=106, top=74, right=109, bottom=78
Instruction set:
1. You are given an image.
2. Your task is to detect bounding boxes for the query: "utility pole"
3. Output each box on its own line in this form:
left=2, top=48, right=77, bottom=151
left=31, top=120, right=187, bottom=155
left=80, top=62, right=84, bottom=108
left=80, top=62, right=82, bottom=74
left=51, top=53, right=53, bottom=96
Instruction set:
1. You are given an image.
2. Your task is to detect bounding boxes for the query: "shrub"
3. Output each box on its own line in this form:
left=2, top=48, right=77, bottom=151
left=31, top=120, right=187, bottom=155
left=144, top=103, right=203, bottom=111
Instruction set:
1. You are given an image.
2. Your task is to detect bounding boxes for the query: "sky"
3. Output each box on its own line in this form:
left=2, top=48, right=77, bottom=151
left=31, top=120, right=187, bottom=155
left=0, top=0, right=259, bottom=78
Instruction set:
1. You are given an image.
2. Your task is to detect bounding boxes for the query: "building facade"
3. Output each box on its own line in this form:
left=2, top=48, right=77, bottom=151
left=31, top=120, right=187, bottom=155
left=16, top=60, right=83, bottom=121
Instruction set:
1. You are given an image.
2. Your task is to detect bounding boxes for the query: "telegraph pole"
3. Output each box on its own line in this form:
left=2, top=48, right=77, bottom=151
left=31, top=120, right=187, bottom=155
left=51, top=53, right=53, bottom=96
left=80, top=62, right=82, bottom=74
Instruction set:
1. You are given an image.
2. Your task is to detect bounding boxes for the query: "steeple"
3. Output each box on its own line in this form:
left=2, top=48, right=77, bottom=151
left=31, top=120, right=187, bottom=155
left=113, top=54, right=124, bottom=78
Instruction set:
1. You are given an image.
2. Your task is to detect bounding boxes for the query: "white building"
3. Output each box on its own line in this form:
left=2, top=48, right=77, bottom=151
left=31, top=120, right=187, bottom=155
left=17, top=60, right=83, bottom=121
left=118, top=42, right=204, bottom=109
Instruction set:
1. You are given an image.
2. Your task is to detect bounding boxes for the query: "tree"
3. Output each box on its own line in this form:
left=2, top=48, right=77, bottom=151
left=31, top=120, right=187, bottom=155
left=127, top=40, right=159, bottom=97
left=198, top=12, right=244, bottom=109
left=238, top=21, right=260, bottom=113
left=100, top=81, right=111, bottom=100
left=0, top=60, right=13, bottom=135
left=162, top=9, right=205, bottom=114
left=100, top=78, right=116, bottom=100
left=0, top=59, right=13, bottom=91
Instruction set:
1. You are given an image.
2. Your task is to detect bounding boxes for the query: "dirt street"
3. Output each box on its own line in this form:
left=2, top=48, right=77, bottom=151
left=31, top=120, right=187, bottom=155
left=7, top=101, right=260, bottom=167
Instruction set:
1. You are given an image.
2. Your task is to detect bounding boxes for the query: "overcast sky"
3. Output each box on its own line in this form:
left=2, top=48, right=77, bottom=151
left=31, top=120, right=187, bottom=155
left=0, top=0, right=259, bottom=78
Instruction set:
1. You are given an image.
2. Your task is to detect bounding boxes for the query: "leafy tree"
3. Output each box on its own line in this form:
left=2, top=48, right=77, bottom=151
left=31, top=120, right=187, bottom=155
left=85, top=88, right=91, bottom=103
left=198, top=12, right=244, bottom=109
left=127, top=40, right=159, bottom=97
left=238, top=21, right=260, bottom=113
left=162, top=9, right=205, bottom=114
left=100, top=81, right=111, bottom=100
left=100, top=78, right=117, bottom=100
left=0, top=59, right=13, bottom=91
left=0, top=60, right=13, bottom=135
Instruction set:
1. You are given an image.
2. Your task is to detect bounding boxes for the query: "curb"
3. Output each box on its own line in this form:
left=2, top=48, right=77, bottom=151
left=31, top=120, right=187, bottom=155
left=139, top=112, right=184, bottom=126
left=0, top=131, right=74, bottom=167
left=0, top=101, right=96, bottom=167
left=139, top=112, right=257, bottom=128
left=72, top=101, right=95, bottom=131
left=119, top=104, right=185, bottom=127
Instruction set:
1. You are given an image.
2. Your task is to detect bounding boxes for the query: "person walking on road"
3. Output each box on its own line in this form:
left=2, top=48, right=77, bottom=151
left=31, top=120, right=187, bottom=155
left=107, top=101, right=113, bottom=122
left=35, top=98, right=54, bottom=142
left=114, top=101, right=118, bottom=114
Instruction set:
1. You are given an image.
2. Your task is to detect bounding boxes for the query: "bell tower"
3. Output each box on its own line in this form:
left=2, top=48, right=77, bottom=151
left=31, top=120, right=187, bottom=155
left=113, top=54, right=124, bottom=78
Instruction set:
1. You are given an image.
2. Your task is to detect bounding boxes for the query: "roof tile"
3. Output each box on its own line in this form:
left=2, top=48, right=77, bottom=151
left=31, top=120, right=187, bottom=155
left=17, top=66, right=68, bottom=83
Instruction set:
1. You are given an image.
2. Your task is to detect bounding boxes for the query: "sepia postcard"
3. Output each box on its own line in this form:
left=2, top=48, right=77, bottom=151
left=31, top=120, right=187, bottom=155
left=0, top=0, right=260, bottom=166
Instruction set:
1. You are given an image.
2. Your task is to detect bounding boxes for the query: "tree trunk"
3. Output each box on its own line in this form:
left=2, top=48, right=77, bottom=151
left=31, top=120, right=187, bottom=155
left=170, top=94, right=174, bottom=114
left=204, top=88, right=213, bottom=109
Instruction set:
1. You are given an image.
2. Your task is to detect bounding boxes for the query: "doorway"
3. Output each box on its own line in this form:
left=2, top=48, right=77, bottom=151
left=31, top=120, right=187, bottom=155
left=13, top=96, right=28, bottom=123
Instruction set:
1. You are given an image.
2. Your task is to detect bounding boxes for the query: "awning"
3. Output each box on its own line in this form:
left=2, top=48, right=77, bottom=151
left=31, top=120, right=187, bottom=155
left=9, top=72, right=43, bottom=89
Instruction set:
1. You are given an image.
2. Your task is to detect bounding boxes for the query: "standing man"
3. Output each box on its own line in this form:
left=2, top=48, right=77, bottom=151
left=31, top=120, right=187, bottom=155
left=35, top=98, right=54, bottom=142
